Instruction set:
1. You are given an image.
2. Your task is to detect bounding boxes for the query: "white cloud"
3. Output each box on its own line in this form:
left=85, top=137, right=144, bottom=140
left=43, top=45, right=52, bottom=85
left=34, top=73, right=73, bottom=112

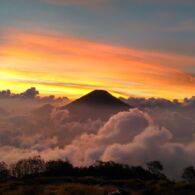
left=0, top=97, right=195, bottom=179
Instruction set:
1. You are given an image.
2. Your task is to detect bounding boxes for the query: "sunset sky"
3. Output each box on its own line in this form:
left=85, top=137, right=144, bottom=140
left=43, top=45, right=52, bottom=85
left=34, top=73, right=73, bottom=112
left=1, top=0, right=195, bottom=99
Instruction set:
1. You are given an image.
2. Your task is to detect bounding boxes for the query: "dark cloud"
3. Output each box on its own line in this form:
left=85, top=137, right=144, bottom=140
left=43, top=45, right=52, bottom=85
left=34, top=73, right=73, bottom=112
left=0, top=90, right=12, bottom=99
left=121, top=95, right=195, bottom=110
left=20, top=87, right=39, bottom=99
left=0, top=87, right=69, bottom=102
left=183, top=96, right=195, bottom=107
left=120, top=97, right=180, bottom=108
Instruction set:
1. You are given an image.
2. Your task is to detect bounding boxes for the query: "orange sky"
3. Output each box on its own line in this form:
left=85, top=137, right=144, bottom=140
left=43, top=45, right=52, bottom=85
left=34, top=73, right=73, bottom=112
left=1, top=29, right=195, bottom=100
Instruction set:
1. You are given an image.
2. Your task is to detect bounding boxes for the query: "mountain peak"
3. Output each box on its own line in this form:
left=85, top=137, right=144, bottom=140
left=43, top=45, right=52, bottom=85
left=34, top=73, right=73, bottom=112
left=61, top=90, right=132, bottom=121
left=89, top=89, right=111, bottom=95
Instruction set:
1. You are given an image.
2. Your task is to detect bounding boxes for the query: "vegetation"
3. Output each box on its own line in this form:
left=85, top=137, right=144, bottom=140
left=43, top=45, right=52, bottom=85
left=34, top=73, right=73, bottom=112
left=146, top=160, right=165, bottom=178
left=0, top=156, right=195, bottom=194
left=182, top=166, right=195, bottom=183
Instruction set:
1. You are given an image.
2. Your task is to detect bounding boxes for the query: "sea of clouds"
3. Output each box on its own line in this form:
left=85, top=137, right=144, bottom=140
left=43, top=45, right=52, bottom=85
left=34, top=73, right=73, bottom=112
left=1, top=88, right=195, bottom=179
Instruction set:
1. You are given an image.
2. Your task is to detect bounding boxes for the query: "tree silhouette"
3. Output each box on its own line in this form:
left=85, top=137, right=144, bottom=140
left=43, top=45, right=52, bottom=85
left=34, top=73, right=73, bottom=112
left=0, top=162, right=9, bottom=180
left=146, top=161, right=164, bottom=178
left=45, top=159, right=73, bottom=176
left=182, top=166, right=195, bottom=183
left=88, top=161, right=132, bottom=179
left=1, top=156, right=170, bottom=182
left=11, top=156, right=45, bottom=178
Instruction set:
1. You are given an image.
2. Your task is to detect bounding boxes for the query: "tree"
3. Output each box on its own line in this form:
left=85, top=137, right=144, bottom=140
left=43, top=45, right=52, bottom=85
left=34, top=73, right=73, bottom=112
left=146, top=161, right=164, bottom=178
left=11, top=156, right=45, bottom=178
left=89, top=161, right=131, bottom=179
left=182, top=166, right=195, bottom=183
left=0, top=162, right=9, bottom=180
left=45, top=160, right=73, bottom=176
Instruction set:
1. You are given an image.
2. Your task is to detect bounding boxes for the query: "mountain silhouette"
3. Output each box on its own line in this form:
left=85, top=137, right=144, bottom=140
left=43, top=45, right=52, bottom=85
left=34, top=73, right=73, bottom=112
left=61, top=90, right=132, bottom=120
left=31, top=104, right=54, bottom=123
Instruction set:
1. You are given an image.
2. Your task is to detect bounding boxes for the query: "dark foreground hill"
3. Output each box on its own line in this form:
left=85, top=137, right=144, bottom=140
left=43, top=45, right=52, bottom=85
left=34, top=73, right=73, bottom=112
left=0, top=157, right=194, bottom=195
left=61, top=90, right=132, bottom=120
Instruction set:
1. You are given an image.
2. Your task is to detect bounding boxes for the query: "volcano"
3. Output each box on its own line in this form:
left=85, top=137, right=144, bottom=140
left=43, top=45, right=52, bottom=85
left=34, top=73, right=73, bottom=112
left=61, top=90, right=132, bottom=120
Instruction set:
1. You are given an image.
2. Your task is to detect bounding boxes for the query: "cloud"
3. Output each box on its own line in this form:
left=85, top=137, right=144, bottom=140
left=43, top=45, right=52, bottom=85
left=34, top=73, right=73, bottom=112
left=100, top=126, right=191, bottom=178
left=0, top=87, right=68, bottom=101
left=95, top=109, right=151, bottom=145
left=58, top=108, right=195, bottom=178
left=0, top=87, right=69, bottom=116
left=0, top=95, right=103, bottom=150
left=45, top=0, right=109, bottom=6
left=58, top=109, right=155, bottom=166
left=146, top=108, right=195, bottom=142
left=183, top=96, right=195, bottom=107
left=165, top=19, right=195, bottom=33
left=121, top=95, right=195, bottom=109
left=0, top=93, right=195, bottom=178
left=120, top=97, right=180, bottom=108
left=2, top=29, right=195, bottom=99
left=20, top=87, right=39, bottom=98
left=45, top=0, right=195, bottom=7
left=0, top=107, right=9, bottom=117
left=0, top=90, right=12, bottom=98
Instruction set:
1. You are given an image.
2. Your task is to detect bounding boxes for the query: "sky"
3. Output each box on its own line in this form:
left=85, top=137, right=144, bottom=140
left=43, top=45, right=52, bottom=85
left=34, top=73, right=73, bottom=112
left=1, top=0, right=195, bottom=99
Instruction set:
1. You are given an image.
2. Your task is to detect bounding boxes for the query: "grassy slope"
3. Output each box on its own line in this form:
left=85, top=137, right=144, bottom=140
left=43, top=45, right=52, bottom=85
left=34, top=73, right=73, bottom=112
left=0, top=177, right=195, bottom=195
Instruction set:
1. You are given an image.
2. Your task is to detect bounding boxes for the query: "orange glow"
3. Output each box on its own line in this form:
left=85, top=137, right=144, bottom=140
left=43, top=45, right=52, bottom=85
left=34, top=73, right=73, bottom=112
left=1, top=29, right=195, bottom=99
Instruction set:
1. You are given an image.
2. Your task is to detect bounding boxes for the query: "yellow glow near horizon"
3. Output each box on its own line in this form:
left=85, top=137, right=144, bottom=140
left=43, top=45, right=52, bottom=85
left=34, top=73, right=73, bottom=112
left=1, top=29, right=195, bottom=100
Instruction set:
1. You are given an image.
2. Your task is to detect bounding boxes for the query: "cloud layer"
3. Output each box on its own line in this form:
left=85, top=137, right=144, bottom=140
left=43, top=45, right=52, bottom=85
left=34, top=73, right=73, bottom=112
left=45, top=0, right=108, bottom=6
left=0, top=91, right=195, bottom=179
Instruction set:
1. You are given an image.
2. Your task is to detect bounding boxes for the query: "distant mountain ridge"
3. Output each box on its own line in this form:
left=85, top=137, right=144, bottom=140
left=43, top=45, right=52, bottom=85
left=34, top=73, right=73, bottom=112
left=61, top=90, right=132, bottom=120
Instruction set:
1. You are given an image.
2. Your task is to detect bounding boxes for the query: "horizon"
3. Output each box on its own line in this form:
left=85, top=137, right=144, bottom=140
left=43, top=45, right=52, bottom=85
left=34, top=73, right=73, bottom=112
left=0, top=86, right=192, bottom=102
